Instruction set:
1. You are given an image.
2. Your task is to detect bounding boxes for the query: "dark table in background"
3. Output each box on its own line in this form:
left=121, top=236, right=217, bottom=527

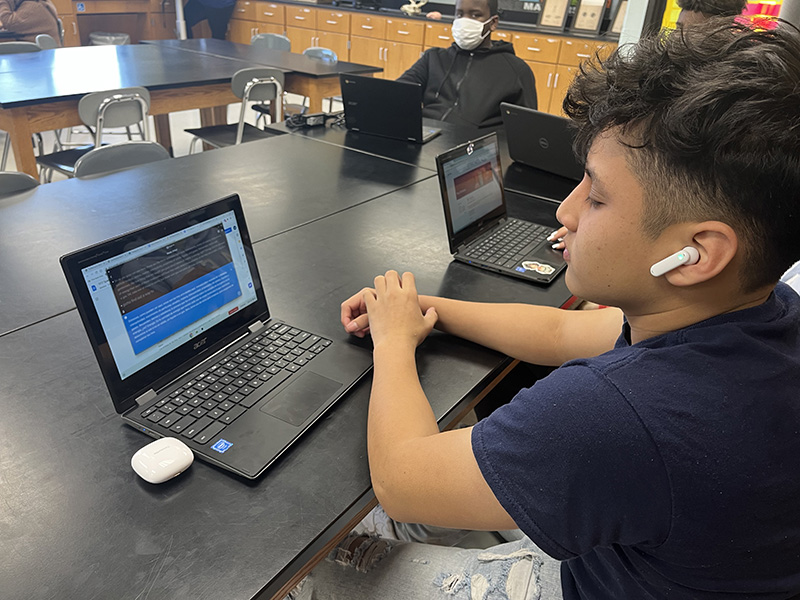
left=142, top=38, right=383, bottom=113
left=269, top=118, right=580, bottom=203
left=0, top=43, right=266, bottom=175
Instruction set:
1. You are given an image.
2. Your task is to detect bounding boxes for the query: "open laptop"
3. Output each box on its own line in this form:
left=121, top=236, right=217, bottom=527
left=340, top=73, right=441, bottom=143
left=60, top=194, right=372, bottom=480
left=435, top=132, right=567, bottom=285
left=500, top=102, right=584, bottom=181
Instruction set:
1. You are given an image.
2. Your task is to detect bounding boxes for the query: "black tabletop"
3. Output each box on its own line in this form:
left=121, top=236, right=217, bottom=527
left=0, top=135, right=431, bottom=337
left=142, top=38, right=383, bottom=78
left=0, top=176, right=572, bottom=600
left=270, top=118, right=580, bottom=202
left=0, top=44, right=260, bottom=107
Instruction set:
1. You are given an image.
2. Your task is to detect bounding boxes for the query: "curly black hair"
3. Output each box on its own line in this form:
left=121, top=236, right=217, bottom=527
left=564, top=19, right=800, bottom=292
left=676, top=0, right=747, bottom=17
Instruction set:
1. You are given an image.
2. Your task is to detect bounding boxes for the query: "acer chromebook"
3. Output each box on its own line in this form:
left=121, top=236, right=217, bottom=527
left=435, top=132, right=567, bottom=284
left=60, top=194, right=372, bottom=480
left=500, top=102, right=584, bottom=181
left=340, top=73, right=441, bottom=143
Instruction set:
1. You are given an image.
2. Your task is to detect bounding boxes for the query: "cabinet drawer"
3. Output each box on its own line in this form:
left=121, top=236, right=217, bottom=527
left=512, top=33, right=560, bottom=63
left=257, top=2, right=283, bottom=26
left=385, top=18, right=424, bottom=44
left=351, top=13, right=387, bottom=38
left=493, top=29, right=514, bottom=44
left=316, top=9, right=350, bottom=34
left=233, top=0, right=257, bottom=22
left=286, top=5, right=316, bottom=29
left=424, top=22, right=451, bottom=48
left=559, top=38, right=595, bottom=66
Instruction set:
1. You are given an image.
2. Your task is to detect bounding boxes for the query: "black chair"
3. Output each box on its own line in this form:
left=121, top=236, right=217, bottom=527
left=185, top=67, right=284, bottom=153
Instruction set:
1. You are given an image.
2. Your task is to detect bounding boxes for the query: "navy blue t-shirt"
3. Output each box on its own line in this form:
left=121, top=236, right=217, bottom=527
left=472, top=283, right=800, bottom=599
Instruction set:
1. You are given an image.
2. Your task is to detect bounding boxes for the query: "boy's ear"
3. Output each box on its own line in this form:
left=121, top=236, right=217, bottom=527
left=662, top=221, right=738, bottom=286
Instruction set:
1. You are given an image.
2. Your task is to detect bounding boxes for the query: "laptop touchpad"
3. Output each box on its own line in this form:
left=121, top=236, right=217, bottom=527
left=260, top=372, right=342, bottom=426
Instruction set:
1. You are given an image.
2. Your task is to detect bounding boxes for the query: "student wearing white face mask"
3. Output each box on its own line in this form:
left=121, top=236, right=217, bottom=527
left=396, top=0, right=537, bottom=128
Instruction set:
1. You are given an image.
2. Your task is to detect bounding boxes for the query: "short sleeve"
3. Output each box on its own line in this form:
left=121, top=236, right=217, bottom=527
left=472, top=363, right=672, bottom=560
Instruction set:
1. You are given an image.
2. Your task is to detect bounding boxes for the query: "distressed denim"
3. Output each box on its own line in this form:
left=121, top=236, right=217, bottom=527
left=287, top=533, right=563, bottom=600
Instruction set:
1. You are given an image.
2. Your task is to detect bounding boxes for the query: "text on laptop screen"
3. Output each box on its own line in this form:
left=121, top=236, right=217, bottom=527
left=80, top=209, right=257, bottom=380
left=442, top=140, right=503, bottom=234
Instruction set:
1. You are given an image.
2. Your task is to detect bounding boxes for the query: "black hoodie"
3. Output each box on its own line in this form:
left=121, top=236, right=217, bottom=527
left=397, top=40, right=537, bottom=129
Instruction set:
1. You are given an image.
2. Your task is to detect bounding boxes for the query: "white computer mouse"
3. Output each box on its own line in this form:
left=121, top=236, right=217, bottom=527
left=131, top=437, right=194, bottom=484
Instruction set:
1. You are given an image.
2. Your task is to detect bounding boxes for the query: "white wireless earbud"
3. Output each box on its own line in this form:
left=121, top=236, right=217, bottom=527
left=649, top=246, right=700, bottom=277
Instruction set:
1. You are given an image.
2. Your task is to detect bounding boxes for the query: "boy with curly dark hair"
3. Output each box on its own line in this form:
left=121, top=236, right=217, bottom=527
left=290, top=18, right=800, bottom=600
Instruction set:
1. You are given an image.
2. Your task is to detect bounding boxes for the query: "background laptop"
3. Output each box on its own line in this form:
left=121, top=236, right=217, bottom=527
left=435, top=133, right=566, bottom=285
left=500, top=102, right=584, bottom=181
left=60, top=194, right=372, bottom=480
left=340, top=74, right=441, bottom=143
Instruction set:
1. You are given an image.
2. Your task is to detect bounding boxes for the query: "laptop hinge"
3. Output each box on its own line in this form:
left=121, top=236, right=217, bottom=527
left=135, top=389, right=158, bottom=407
left=248, top=320, right=266, bottom=334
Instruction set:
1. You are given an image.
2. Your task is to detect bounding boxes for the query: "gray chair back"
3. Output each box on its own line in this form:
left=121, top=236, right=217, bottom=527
left=35, top=34, right=59, bottom=49
left=77, top=87, right=151, bottom=145
left=231, top=68, right=285, bottom=144
left=250, top=33, right=291, bottom=51
left=0, top=171, right=39, bottom=195
left=0, top=41, right=41, bottom=54
left=73, top=141, right=170, bottom=178
left=303, top=46, right=337, bottom=63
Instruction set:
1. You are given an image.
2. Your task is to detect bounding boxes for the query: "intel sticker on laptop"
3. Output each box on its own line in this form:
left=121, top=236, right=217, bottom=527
left=211, top=439, right=233, bottom=454
left=521, top=261, right=556, bottom=275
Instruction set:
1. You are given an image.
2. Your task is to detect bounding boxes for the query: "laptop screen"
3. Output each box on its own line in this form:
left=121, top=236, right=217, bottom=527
left=80, top=208, right=257, bottom=381
left=436, top=133, right=507, bottom=253
left=61, top=194, right=269, bottom=413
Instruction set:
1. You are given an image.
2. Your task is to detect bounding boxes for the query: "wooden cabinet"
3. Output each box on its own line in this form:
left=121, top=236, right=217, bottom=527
left=424, top=22, right=452, bottom=48
left=350, top=14, right=421, bottom=79
left=60, top=14, right=81, bottom=46
left=229, top=0, right=285, bottom=45
left=285, top=6, right=349, bottom=59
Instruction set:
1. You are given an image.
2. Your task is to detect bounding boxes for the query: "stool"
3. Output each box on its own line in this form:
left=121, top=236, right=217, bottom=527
left=89, top=32, right=131, bottom=45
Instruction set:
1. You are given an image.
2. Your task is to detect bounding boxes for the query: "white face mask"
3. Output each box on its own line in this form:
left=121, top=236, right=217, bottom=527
left=451, top=17, right=493, bottom=51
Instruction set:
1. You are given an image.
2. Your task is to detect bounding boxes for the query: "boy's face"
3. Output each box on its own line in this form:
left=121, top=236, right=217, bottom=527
left=555, top=133, right=675, bottom=311
left=455, top=0, right=497, bottom=28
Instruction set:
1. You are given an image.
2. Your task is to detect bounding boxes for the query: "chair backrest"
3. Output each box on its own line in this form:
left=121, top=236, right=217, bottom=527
left=231, top=67, right=285, bottom=102
left=73, top=141, right=170, bottom=178
left=0, top=171, right=40, bottom=195
left=0, top=41, right=41, bottom=54
left=77, top=87, right=151, bottom=145
left=231, top=68, right=285, bottom=143
left=303, top=46, right=337, bottom=64
left=250, top=33, right=291, bottom=51
left=35, top=34, right=58, bottom=49
left=57, top=18, right=65, bottom=46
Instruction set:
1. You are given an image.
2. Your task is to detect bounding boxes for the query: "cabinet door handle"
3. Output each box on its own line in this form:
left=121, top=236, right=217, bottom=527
left=576, top=53, right=590, bottom=58
left=553, top=73, right=559, bottom=87
left=361, top=25, right=373, bottom=30
left=384, top=47, right=388, bottom=61
left=295, top=16, right=305, bottom=21
left=263, top=11, right=273, bottom=16
left=327, top=20, right=337, bottom=24
left=397, top=30, right=409, bottom=35
left=546, top=73, right=552, bottom=88
left=526, top=47, right=541, bottom=52
left=438, top=35, right=449, bottom=40
left=72, top=21, right=77, bottom=34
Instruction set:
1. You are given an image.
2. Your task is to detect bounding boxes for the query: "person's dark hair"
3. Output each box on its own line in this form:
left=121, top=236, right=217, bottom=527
left=564, top=19, right=800, bottom=292
left=676, top=0, right=747, bottom=17
left=487, top=0, right=499, bottom=17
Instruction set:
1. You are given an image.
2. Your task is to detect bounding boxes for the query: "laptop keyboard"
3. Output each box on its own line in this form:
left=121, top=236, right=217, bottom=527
left=139, top=321, right=331, bottom=444
left=464, top=219, right=551, bottom=268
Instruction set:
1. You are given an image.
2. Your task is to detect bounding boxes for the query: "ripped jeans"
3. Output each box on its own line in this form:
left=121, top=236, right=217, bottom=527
left=287, top=532, right=563, bottom=600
